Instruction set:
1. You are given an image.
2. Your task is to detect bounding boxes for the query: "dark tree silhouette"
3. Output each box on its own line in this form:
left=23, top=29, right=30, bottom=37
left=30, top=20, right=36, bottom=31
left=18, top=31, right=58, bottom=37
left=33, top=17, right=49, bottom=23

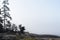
left=0, top=24, right=3, bottom=33
left=0, top=0, right=12, bottom=33
left=0, top=9, right=1, bottom=14
left=21, top=26, right=25, bottom=34
left=0, top=10, right=4, bottom=33
left=19, top=24, right=25, bottom=34
left=6, top=21, right=11, bottom=28
left=0, top=17, right=3, bottom=23
left=0, top=0, right=26, bottom=34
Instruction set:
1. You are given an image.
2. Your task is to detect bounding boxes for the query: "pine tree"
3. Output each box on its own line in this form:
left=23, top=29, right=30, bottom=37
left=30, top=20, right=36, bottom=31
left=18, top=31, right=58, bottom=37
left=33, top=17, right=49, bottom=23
left=0, top=0, right=12, bottom=32
left=1, top=0, right=12, bottom=29
left=19, top=24, right=25, bottom=34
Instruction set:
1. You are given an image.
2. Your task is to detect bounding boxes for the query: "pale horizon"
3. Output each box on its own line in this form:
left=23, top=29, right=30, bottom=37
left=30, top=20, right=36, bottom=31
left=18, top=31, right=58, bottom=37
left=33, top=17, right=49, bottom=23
left=0, top=0, right=60, bottom=35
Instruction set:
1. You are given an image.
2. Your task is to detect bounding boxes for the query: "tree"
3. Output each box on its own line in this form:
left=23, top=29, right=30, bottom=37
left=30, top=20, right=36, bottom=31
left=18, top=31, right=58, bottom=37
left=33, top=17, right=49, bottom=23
left=12, top=24, right=17, bottom=32
left=0, top=0, right=12, bottom=33
left=0, top=17, right=3, bottom=33
left=6, top=21, right=11, bottom=28
left=1, top=0, right=12, bottom=29
left=19, top=24, right=25, bottom=34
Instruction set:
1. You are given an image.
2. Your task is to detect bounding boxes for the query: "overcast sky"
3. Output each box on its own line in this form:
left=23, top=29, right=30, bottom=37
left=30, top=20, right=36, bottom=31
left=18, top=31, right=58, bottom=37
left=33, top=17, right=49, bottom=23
left=0, top=0, right=60, bottom=35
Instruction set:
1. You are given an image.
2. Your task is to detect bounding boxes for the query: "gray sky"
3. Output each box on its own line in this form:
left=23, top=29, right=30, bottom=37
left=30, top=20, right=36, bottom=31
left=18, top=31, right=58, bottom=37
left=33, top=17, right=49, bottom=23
left=1, top=0, right=60, bottom=35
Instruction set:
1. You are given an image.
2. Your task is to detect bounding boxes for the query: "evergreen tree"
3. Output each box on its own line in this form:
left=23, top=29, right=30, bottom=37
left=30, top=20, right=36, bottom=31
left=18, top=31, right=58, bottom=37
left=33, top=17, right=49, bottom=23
left=1, top=0, right=12, bottom=29
left=0, top=0, right=12, bottom=32
left=19, top=24, right=25, bottom=34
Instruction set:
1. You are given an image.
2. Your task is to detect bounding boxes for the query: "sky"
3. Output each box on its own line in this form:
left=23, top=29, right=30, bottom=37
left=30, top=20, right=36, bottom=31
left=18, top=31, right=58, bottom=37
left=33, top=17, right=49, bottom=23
left=0, top=0, right=60, bottom=35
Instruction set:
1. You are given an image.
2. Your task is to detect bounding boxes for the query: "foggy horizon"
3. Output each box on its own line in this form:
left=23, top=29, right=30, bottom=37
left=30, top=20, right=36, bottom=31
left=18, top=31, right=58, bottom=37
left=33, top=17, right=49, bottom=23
left=0, top=0, right=60, bottom=35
